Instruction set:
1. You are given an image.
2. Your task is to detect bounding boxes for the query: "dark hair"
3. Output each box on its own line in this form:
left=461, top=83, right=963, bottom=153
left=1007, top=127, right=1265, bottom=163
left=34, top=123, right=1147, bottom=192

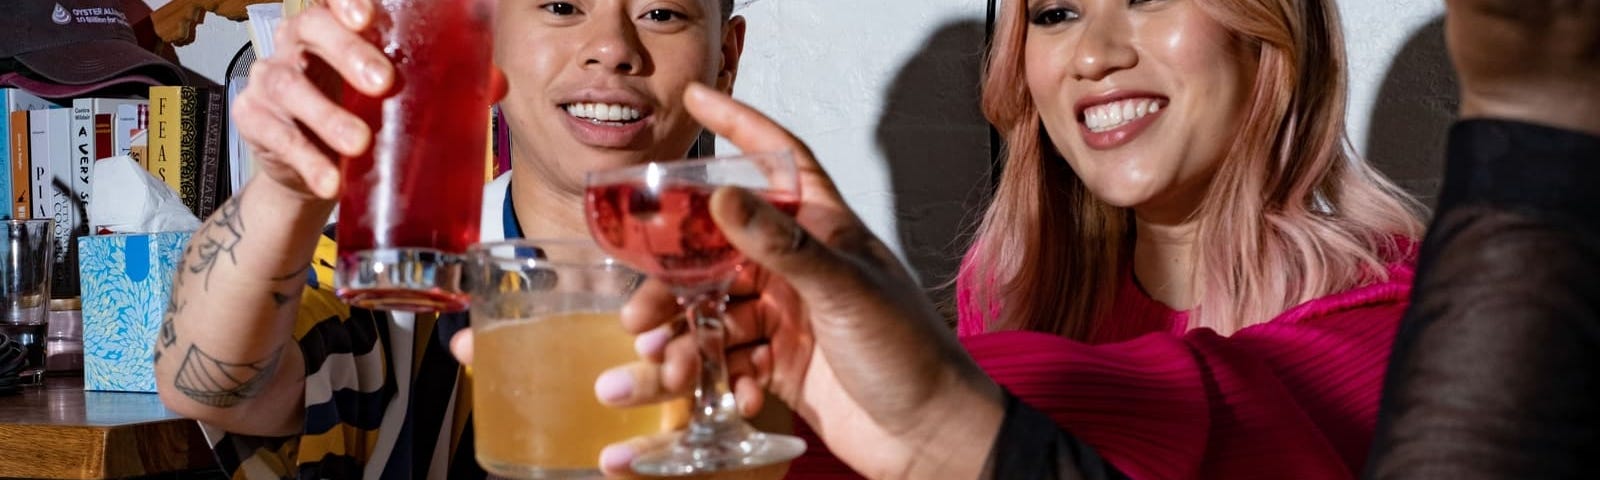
left=720, top=0, right=733, bottom=20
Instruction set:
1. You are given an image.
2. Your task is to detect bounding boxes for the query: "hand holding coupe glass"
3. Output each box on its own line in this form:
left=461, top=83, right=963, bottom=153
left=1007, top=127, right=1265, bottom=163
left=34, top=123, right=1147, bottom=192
left=440, top=84, right=1004, bottom=478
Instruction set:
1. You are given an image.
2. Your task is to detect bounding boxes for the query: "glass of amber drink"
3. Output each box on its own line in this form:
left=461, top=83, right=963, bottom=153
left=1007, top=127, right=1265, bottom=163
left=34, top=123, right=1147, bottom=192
left=465, top=239, right=674, bottom=478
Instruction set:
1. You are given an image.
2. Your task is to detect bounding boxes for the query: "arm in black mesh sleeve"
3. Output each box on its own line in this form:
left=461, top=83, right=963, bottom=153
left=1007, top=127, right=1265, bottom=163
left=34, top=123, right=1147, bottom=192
left=981, top=391, right=1128, bottom=480
left=1366, top=120, right=1600, bottom=479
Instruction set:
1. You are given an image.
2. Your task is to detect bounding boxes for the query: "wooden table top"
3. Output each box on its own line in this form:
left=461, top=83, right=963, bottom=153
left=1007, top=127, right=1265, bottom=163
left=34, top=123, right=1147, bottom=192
left=0, top=377, right=217, bottom=479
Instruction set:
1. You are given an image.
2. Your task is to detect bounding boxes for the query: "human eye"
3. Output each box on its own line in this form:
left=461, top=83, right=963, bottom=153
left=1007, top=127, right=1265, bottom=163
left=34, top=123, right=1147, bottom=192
left=641, top=8, right=686, bottom=23
left=1030, top=6, right=1080, bottom=26
left=541, top=2, right=578, bottom=15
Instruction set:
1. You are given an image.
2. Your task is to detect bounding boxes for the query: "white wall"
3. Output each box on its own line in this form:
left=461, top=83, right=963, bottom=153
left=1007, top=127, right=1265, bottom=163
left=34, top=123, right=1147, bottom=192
left=724, top=0, right=992, bottom=293
left=1339, top=0, right=1454, bottom=206
left=143, top=0, right=252, bottom=85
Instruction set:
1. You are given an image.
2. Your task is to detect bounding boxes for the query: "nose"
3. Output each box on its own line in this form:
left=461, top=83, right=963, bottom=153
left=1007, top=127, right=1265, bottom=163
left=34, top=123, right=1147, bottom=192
left=1070, top=12, right=1137, bottom=81
left=581, top=14, right=648, bottom=75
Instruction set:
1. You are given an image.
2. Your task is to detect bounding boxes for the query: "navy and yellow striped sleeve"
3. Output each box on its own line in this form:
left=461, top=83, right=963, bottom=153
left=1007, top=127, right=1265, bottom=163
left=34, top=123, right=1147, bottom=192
left=206, top=235, right=396, bottom=480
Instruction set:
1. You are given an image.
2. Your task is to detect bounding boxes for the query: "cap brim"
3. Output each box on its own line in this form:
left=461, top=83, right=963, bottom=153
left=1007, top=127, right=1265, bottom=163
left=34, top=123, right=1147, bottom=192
left=13, top=38, right=184, bottom=87
left=0, top=71, right=163, bottom=99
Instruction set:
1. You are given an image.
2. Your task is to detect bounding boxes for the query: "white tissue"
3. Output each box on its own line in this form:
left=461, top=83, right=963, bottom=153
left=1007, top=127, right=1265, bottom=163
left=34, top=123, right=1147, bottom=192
left=87, top=155, right=202, bottom=234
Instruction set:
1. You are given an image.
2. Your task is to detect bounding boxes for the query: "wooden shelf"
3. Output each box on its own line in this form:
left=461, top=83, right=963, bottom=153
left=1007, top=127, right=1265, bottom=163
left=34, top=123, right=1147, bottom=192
left=0, top=377, right=218, bottom=479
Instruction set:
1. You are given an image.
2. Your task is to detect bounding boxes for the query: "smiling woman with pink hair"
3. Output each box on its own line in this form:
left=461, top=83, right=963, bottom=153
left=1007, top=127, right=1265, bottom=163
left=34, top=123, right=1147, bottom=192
left=951, top=0, right=1424, bottom=477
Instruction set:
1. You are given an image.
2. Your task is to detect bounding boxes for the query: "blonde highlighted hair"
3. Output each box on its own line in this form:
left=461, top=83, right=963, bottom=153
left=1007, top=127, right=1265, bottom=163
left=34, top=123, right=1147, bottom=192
left=962, top=0, right=1424, bottom=338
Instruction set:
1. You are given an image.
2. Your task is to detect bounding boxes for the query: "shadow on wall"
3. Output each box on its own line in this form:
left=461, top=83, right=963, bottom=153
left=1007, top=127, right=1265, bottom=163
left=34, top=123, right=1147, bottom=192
left=875, top=20, right=992, bottom=315
left=1364, top=16, right=1459, bottom=210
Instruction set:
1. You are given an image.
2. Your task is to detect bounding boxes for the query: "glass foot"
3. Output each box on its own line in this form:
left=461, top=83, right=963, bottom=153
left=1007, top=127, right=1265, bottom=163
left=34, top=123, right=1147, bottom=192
left=630, top=427, right=806, bottom=476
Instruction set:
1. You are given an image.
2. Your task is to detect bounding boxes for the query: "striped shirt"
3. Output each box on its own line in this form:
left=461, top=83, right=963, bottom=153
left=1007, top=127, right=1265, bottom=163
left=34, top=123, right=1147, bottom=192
left=202, top=174, right=514, bottom=479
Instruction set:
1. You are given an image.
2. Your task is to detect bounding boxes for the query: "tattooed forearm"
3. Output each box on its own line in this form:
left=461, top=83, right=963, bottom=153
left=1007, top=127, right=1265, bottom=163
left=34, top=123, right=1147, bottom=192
left=189, top=197, right=245, bottom=289
left=271, top=264, right=310, bottom=282
left=155, top=257, right=188, bottom=365
left=269, top=264, right=309, bottom=309
left=173, top=344, right=284, bottom=408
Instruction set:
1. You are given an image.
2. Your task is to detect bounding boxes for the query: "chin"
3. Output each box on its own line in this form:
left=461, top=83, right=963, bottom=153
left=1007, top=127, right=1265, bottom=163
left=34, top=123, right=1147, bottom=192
left=1081, top=178, right=1161, bottom=209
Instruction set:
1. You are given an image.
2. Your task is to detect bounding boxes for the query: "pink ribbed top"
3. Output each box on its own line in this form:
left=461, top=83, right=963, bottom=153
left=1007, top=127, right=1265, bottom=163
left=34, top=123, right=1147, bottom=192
left=788, top=259, right=1414, bottom=479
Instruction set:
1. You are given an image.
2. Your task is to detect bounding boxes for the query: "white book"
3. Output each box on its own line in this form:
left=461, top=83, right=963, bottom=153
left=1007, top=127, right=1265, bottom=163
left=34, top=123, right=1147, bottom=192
left=113, top=103, right=146, bottom=158
left=71, top=98, right=146, bottom=208
left=28, top=109, right=55, bottom=223
left=30, top=108, right=75, bottom=288
left=246, top=3, right=284, bottom=59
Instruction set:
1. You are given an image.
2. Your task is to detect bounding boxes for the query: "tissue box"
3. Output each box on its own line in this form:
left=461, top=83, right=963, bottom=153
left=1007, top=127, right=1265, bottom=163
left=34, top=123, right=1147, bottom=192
left=78, top=232, right=192, bottom=392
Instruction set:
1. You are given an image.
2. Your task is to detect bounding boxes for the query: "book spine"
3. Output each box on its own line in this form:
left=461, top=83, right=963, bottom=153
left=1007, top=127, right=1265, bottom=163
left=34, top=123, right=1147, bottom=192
left=196, top=88, right=224, bottom=219
left=9, top=111, right=27, bottom=220
left=148, top=87, right=185, bottom=199
left=71, top=100, right=94, bottom=213
left=177, top=88, right=201, bottom=215
left=0, top=92, right=10, bottom=220
left=95, top=113, right=113, bottom=161
left=28, top=110, right=50, bottom=223
left=46, top=109, right=78, bottom=298
left=114, top=104, right=136, bottom=158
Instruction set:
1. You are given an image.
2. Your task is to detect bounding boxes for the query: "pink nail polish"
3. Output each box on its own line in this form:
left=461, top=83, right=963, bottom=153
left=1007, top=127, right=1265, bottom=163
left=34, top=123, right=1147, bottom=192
left=599, top=444, right=636, bottom=472
left=634, top=327, right=671, bottom=357
left=594, top=370, right=633, bottom=403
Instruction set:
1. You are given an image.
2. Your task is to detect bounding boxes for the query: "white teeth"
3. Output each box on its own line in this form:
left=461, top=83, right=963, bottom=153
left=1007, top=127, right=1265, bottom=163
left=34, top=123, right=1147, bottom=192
left=564, top=102, right=643, bottom=122
left=1084, top=98, right=1164, bottom=133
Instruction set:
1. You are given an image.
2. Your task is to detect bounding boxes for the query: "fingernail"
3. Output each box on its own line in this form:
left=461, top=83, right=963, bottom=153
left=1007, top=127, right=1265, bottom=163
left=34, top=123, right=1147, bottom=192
left=634, top=327, right=671, bottom=357
left=360, top=61, right=388, bottom=90
left=319, top=171, right=341, bottom=197
left=340, top=122, right=366, bottom=152
left=595, top=369, right=633, bottom=404
left=599, top=444, right=636, bottom=473
left=343, top=0, right=369, bottom=27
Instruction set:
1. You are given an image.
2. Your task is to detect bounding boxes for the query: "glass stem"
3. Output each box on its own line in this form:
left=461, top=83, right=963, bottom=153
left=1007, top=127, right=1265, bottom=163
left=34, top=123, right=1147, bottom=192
left=680, top=290, right=746, bottom=446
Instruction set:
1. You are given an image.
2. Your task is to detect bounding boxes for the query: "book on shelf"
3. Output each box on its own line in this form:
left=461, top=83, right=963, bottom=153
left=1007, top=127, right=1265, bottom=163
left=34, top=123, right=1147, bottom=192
left=29, top=108, right=80, bottom=298
left=72, top=98, right=147, bottom=214
left=147, top=86, right=189, bottom=207
left=1, top=89, right=59, bottom=219
left=195, top=88, right=227, bottom=219
left=115, top=103, right=148, bottom=169
left=149, top=85, right=223, bottom=216
left=9, top=111, right=31, bottom=220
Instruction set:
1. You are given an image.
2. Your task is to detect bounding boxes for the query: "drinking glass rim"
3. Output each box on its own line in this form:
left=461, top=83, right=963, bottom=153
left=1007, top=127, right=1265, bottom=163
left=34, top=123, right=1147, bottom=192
left=2, top=219, right=51, bottom=226
left=584, top=150, right=795, bottom=187
left=467, top=238, right=633, bottom=271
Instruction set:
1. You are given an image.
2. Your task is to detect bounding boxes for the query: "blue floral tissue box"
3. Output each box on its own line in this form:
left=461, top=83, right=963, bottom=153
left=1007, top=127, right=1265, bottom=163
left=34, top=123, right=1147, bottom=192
left=78, top=232, right=192, bottom=393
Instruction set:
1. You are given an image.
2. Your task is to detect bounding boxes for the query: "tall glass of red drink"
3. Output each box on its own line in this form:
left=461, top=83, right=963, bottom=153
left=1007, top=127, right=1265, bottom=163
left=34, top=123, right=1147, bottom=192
left=335, top=0, right=496, bottom=312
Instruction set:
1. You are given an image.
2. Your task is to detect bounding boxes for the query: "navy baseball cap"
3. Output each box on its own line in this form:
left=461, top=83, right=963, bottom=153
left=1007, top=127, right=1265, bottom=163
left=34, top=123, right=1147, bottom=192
left=0, top=0, right=183, bottom=87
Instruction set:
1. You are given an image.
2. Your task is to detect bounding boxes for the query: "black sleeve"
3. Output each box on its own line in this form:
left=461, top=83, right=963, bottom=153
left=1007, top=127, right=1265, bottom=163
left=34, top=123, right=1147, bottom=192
left=983, top=390, right=1128, bottom=480
left=1365, top=120, right=1600, bottom=479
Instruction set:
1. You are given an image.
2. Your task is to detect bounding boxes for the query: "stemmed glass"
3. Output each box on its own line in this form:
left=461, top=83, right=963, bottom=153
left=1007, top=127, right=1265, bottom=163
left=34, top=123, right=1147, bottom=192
left=583, top=151, right=806, bottom=475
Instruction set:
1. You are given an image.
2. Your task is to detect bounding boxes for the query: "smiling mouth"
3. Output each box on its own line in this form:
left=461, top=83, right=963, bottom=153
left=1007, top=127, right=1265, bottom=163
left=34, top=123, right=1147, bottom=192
left=1080, top=97, right=1166, bottom=133
left=562, top=102, right=646, bottom=125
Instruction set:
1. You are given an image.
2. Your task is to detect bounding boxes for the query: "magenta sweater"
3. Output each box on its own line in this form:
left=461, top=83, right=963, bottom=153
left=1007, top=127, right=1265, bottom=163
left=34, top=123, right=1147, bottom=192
left=787, top=257, right=1414, bottom=479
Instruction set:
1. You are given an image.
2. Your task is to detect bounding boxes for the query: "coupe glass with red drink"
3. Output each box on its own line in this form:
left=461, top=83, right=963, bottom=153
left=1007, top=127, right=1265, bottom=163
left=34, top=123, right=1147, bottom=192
left=335, top=0, right=497, bottom=312
left=584, top=151, right=807, bottom=475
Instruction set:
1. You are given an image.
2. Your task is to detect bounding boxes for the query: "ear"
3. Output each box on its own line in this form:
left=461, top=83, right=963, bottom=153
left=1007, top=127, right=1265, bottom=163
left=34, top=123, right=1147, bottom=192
left=715, top=15, right=747, bottom=93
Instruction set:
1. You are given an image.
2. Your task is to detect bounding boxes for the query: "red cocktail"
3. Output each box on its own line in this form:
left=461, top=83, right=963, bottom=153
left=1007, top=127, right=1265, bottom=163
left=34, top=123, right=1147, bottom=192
left=335, top=0, right=496, bottom=312
left=585, top=182, right=798, bottom=286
